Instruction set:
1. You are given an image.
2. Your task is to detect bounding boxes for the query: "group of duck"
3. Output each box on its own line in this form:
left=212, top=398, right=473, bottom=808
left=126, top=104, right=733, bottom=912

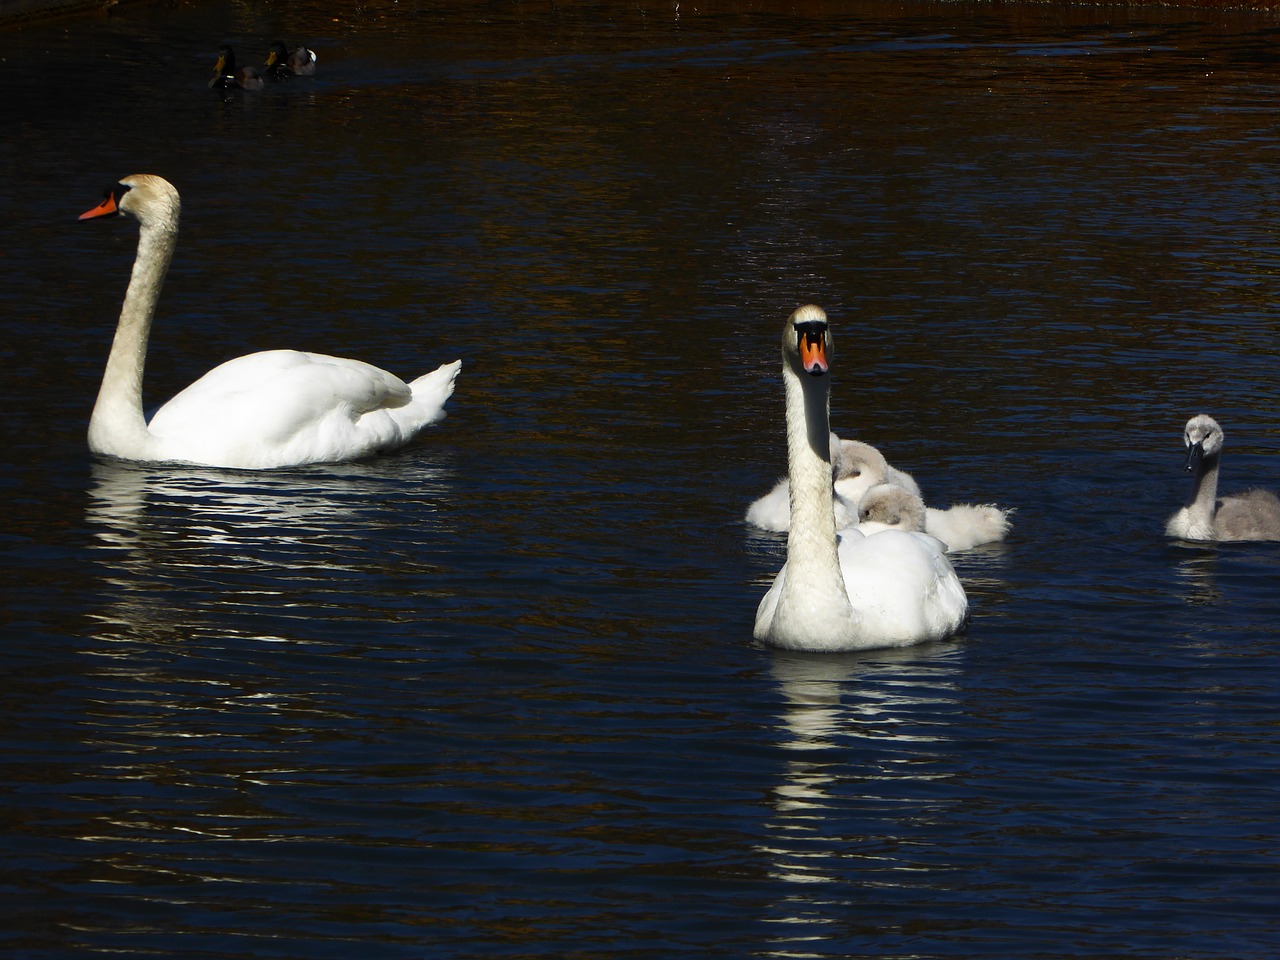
left=749, top=305, right=1280, bottom=653
left=208, top=41, right=317, bottom=91
left=74, top=181, right=1280, bottom=653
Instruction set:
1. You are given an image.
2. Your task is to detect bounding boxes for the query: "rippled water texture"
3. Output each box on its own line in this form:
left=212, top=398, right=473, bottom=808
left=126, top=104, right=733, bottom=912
left=3, top=1, right=1280, bottom=957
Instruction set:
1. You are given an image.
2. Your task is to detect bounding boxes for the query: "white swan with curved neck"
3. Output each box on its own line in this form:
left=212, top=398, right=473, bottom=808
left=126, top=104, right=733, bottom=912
left=1165, top=414, right=1280, bottom=541
left=752, top=305, right=968, bottom=651
left=80, top=174, right=460, bottom=469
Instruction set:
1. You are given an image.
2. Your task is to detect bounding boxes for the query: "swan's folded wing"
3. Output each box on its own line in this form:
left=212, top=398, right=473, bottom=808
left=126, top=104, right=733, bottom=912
left=152, top=350, right=411, bottom=422
left=147, top=350, right=418, bottom=466
left=753, top=563, right=786, bottom=640
left=1214, top=489, right=1280, bottom=541
left=837, top=530, right=968, bottom=644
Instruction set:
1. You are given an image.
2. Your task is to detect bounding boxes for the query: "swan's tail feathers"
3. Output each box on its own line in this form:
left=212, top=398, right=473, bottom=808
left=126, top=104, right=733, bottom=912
left=409, top=359, right=462, bottom=414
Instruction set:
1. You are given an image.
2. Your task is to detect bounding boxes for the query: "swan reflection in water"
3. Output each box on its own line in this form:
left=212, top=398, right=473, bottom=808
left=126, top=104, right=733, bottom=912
left=71, top=459, right=455, bottom=897
left=1170, top=546, right=1224, bottom=607
left=759, top=645, right=963, bottom=949
left=86, top=457, right=455, bottom=647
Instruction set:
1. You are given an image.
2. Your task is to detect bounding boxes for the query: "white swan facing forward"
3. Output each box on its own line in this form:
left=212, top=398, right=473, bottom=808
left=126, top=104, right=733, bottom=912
left=1165, top=414, right=1280, bottom=542
left=81, top=174, right=460, bottom=469
left=752, top=305, right=968, bottom=652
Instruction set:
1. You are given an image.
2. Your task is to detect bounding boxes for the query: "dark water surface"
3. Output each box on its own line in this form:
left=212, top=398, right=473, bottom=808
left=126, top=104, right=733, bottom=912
left=3, top=1, right=1280, bottom=957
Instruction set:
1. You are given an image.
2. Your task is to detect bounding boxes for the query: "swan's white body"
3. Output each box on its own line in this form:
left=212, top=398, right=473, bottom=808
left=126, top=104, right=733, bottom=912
left=1165, top=414, right=1280, bottom=542
left=83, top=174, right=460, bottom=469
left=752, top=306, right=968, bottom=652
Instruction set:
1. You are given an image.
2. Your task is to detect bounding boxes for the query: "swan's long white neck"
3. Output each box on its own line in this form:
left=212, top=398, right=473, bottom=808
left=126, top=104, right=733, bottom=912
left=88, top=197, right=178, bottom=460
left=778, top=355, right=854, bottom=634
left=1184, top=450, right=1221, bottom=533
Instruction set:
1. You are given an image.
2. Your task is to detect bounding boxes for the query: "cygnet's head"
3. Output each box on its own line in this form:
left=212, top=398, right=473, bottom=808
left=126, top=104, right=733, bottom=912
left=857, top=483, right=927, bottom=534
left=782, top=304, right=831, bottom=378
left=835, top=439, right=890, bottom=484
left=1183, top=414, right=1224, bottom=472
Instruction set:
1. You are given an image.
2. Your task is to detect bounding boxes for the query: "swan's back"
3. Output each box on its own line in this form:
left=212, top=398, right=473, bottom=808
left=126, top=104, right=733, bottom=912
left=835, top=530, right=969, bottom=646
left=147, top=351, right=460, bottom=468
left=1214, top=489, right=1280, bottom=541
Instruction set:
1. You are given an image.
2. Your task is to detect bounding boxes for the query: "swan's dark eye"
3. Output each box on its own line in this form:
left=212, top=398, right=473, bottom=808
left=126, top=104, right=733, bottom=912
left=848, top=468, right=861, bottom=477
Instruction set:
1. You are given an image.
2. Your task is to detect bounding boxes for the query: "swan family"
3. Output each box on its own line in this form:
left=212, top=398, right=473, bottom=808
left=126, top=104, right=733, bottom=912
left=81, top=174, right=459, bottom=469
left=78, top=171, right=1277, bottom=650
left=745, top=306, right=1280, bottom=652
left=751, top=306, right=969, bottom=651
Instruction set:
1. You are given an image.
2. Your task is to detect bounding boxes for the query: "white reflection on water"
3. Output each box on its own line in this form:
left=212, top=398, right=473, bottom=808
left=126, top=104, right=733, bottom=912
left=87, top=458, right=449, bottom=550
left=759, top=646, right=962, bottom=947
left=1171, top=546, right=1224, bottom=606
left=72, top=458, right=459, bottom=867
left=84, top=457, right=454, bottom=647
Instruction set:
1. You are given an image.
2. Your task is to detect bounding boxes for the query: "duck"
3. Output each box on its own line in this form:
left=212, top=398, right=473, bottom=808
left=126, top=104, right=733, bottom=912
left=265, top=41, right=317, bottom=80
left=79, top=174, right=461, bottom=470
left=1165, top=414, right=1280, bottom=541
left=208, top=44, right=264, bottom=91
left=752, top=305, right=969, bottom=652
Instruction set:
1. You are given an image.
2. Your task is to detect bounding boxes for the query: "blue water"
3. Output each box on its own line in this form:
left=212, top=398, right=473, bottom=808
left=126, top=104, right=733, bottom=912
left=2, top=2, right=1279, bottom=957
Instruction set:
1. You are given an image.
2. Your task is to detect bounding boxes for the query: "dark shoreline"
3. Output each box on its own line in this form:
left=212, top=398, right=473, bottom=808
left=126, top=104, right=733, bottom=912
left=5, top=0, right=1280, bottom=28
left=0, top=0, right=117, bottom=27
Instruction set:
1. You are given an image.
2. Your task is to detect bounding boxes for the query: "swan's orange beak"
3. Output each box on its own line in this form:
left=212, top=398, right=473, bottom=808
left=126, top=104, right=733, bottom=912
left=79, top=190, right=119, bottom=221
left=798, top=329, right=828, bottom=375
